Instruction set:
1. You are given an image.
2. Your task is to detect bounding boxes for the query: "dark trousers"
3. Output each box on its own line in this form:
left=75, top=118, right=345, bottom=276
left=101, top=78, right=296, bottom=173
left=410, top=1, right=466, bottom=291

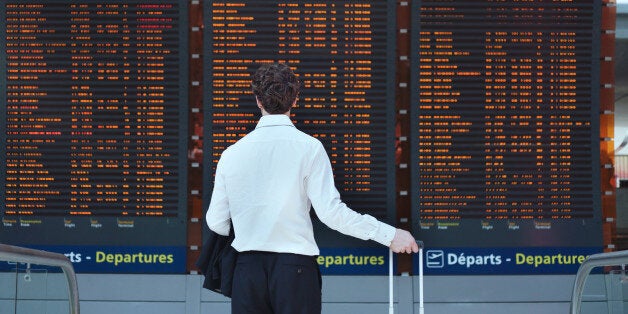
left=231, top=251, right=322, bottom=314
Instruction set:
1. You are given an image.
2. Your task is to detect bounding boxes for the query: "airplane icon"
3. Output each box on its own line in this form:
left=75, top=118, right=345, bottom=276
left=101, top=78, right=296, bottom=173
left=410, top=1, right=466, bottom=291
left=426, top=250, right=444, bottom=268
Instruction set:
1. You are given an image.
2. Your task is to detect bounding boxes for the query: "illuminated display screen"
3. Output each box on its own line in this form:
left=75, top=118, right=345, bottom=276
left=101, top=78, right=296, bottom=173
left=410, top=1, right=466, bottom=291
left=0, top=0, right=188, bottom=264
left=203, top=0, right=396, bottom=229
left=411, top=0, right=602, bottom=249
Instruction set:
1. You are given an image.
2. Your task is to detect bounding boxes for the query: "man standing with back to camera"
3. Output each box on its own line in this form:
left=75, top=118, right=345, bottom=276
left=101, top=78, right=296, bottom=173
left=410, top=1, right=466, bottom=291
left=206, top=62, right=419, bottom=314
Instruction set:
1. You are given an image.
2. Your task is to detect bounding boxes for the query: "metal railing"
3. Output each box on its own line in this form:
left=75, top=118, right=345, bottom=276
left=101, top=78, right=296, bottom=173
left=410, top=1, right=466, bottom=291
left=570, top=250, right=628, bottom=314
left=0, top=243, right=80, bottom=314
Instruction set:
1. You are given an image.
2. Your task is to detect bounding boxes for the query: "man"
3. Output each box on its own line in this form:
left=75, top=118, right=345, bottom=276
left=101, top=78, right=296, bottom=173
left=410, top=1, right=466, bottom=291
left=206, top=62, right=418, bottom=314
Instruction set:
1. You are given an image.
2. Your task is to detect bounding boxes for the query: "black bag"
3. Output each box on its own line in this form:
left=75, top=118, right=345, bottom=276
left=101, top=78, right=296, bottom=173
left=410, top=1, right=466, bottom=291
left=196, top=229, right=238, bottom=298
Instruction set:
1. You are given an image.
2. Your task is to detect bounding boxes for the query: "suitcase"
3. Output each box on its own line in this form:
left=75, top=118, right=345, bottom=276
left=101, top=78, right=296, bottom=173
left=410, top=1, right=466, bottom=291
left=389, top=240, right=424, bottom=314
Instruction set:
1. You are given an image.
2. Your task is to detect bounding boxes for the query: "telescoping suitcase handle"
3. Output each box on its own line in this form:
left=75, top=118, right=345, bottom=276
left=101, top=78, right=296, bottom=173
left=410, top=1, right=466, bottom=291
left=417, top=240, right=424, bottom=314
left=389, top=240, right=424, bottom=314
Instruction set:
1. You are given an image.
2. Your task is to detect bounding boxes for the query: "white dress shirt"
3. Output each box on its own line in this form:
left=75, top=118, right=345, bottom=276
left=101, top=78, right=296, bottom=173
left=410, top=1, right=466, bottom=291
left=206, top=114, right=396, bottom=256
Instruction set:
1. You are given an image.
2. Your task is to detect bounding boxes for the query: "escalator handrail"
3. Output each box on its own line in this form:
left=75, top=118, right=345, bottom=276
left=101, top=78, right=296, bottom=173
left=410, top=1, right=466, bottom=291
left=0, top=243, right=80, bottom=314
left=570, top=250, right=628, bottom=314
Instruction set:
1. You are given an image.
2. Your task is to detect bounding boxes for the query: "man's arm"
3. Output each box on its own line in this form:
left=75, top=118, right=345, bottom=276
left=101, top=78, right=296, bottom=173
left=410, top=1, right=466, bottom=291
left=306, top=143, right=418, bottom=253
left=206, top=157, right=231, bottom=236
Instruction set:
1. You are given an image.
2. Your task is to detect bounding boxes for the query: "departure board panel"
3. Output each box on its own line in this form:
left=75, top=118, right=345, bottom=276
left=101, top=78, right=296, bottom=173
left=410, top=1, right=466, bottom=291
left=411, top=0, right=602, bottom=267
left=204, top=1, right=395, bottom=224
left=0, top=1, right=188, bottom=272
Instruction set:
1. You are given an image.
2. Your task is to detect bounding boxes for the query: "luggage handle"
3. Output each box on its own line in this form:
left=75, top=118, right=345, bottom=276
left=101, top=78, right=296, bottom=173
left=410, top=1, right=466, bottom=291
left=389, top=240, right=424, bottom=314
left=417, top=240, right=424, bottom=314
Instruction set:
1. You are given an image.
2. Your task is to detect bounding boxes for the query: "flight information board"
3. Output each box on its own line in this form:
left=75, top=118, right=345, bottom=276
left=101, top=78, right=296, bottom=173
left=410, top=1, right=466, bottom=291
left=411, top=0, right=602, bottom=274
left=0, top=1, right=188, bottom=273
left=204, top=0, right=396, bottom=224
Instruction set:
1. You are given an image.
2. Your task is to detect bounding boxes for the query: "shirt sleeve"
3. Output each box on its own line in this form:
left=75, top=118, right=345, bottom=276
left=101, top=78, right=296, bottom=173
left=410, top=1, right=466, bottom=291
left=205, top=155, right=231, bottom=236
left=305, top=143, right=396, bottom=247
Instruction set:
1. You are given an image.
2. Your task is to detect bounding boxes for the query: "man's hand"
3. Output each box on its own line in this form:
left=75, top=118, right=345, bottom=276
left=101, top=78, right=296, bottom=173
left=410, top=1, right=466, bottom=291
left=390, top=229, right=419, bottom=254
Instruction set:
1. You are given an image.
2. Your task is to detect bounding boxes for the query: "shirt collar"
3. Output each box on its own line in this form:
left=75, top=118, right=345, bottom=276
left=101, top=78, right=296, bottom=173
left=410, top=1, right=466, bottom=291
left=255, top=114, right=295, bottom=129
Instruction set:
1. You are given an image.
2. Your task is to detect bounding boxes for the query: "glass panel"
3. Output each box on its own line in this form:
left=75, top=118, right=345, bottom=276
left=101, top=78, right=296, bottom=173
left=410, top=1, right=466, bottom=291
left=16, top=264, right=48, bottom=314
left=606, top=268, right=628, bottom=314
left=578, top=267, right=628, bottom=314
left=12, top=263, right=70, bottom=314
left=0, top=261, right=17, bottom=313
left=580, top=272, right=610, bottom=314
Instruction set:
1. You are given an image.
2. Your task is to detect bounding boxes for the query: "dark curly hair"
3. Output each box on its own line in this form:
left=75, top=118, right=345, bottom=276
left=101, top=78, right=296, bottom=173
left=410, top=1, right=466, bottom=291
left=251, top=63, right=300, bottom=114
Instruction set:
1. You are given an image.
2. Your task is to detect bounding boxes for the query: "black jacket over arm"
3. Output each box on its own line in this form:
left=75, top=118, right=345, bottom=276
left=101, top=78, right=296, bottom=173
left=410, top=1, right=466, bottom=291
left=195, top=229, right=237, bottom=298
